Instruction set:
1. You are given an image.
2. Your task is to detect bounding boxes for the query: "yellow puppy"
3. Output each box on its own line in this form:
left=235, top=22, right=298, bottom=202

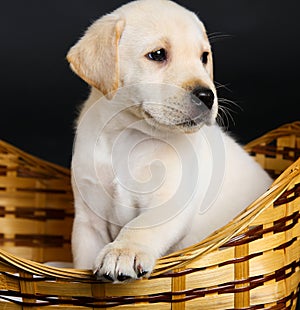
left=68, top=0, right=272, bottom=283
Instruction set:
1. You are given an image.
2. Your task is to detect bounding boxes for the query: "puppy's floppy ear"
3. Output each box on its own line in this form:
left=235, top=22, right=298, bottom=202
left=67, top=15, right=125, bottom=99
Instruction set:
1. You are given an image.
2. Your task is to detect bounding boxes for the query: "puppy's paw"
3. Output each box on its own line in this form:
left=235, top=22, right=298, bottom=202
left=93, top=241, right=156, bottom=283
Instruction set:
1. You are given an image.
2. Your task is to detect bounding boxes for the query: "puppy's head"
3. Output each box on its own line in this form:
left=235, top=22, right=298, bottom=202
left=67, top=0, right=217, bottom=132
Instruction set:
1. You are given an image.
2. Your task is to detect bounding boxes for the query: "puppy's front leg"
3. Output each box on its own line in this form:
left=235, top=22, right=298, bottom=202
left=93, top=181, right=198, bottom=282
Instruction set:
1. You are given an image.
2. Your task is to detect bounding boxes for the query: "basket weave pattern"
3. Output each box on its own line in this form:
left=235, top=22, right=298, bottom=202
left=0, top=141, right=73, bottom=262
left=0, top=122, right=299, bottom=309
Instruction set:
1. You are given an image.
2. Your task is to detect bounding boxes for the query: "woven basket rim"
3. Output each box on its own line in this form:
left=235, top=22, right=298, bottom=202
left=0, top=139, right=70, bottom=177
left=244, top=120, right=300, bottom=151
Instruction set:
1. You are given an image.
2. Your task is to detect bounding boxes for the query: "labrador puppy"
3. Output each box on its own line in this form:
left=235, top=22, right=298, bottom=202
left=68, top=0, right=272, bottom=282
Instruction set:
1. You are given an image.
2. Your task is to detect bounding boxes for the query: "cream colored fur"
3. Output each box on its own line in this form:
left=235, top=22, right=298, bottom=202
left=68, top=0, right=272, bottom=283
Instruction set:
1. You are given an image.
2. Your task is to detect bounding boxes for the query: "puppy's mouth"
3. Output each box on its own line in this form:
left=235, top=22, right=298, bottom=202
left=142, top=108, right=207, bottom=133
left=177, top=119, right=198, bottom=127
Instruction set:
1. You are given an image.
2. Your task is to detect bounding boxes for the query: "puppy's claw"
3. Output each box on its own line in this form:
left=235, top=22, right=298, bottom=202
left=103, top=272, right=114, bottom=282
left=137, top=270, right=148, bottom=278
left=117, top=273, right=132, bottom=282
left=93, top=268, right=101, bottom=280
left=137, top=264, right=148, bottom=278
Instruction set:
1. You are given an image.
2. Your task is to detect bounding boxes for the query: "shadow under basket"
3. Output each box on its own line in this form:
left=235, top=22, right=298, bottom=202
left=0, top=121, right=300, bottom=309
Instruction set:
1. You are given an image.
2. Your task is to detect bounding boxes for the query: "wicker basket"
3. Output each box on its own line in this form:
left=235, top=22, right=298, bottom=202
left=0, top=121, right=299, bottom=309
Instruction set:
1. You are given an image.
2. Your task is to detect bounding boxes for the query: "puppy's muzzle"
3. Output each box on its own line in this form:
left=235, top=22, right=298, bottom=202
left=140, top=85, right=216, bottom=132
left=191, top=87, right=214, bottom=110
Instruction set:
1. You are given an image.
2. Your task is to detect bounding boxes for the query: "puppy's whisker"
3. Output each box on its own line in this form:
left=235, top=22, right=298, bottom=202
left=218, top=102, right=239, bottom=114
left=214, top=81, right=232, bottom=93
left=217, top=104, right=236, bottom=129
left=217, top=108, right=229, bottom=129
left=218, top=98, right=243, bottom=111
left=217, top=96, right=240, bottom=127
left=216, top=111, right=226, bottom=129
left=207, top=31, right=225, bottom=38
left=208, top=32, right=233, bottom=43
left=223, top=107, right=236, bottom=125
left=216, top=113, right=228, bottom=130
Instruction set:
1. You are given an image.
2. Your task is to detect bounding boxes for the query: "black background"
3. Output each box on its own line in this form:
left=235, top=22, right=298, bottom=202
left=1, top=0, right=299, bottom=168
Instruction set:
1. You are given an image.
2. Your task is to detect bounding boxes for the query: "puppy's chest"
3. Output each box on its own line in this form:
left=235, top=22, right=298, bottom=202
left=95, top=131, right=184, bottom=196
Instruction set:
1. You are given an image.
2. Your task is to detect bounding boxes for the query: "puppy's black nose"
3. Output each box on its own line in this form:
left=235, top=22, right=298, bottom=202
left=191, top=87, right=214, bottom=110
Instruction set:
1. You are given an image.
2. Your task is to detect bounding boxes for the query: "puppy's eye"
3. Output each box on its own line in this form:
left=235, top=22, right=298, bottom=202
left=201, top=51, right=209, bottom=65
left=146, top=48, right=167, bottom=62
